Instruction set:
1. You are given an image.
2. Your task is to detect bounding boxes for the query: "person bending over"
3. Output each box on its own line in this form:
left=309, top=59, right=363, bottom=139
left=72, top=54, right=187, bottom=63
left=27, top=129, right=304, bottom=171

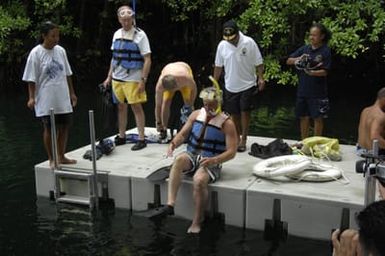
left=155, top=61, right=197, bottom=139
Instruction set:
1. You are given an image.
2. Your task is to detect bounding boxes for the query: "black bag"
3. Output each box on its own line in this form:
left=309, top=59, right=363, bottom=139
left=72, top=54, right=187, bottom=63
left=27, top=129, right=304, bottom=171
left=249, top=138, right=292, bottom=159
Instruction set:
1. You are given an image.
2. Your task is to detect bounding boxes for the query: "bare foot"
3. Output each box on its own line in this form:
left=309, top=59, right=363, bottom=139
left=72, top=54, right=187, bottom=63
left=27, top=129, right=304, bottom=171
left=187, top=222, right=201, bottom=234
left=60, top=157, right=77, bottom=164
left=49, top=160, right=55, bottom=170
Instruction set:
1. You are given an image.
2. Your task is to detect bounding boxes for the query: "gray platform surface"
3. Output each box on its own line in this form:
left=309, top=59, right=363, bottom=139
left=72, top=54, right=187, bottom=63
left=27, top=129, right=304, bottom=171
left=34, top=128, right=374, bottom=240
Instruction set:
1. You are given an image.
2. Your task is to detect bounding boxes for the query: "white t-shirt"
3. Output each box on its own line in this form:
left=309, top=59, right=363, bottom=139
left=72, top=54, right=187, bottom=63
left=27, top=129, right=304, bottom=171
left=111, top=27, right=151, bottom=82
left=22, top=44, right=73, bottom=117
left=214, top=32, right=263, bottom=93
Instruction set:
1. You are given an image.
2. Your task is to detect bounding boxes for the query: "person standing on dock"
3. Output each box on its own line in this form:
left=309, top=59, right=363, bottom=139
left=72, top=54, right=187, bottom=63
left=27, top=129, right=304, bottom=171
left=22, top=21, right=77, bottom=169
left=286, top=23, right=332, bottom=140
left=357, top=87, right=385, bottom=155
left=155, top=62, right=197, bottom=140
left=213, top=19, right=265, bottom=153
left=102, top=5, right=151, bottom=150
left=151, top=86, right=238, bottom=233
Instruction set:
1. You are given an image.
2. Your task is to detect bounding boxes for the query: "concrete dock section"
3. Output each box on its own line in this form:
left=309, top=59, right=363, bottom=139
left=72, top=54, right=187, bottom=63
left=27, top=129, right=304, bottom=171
left=34, top=128, right=374, bottom=240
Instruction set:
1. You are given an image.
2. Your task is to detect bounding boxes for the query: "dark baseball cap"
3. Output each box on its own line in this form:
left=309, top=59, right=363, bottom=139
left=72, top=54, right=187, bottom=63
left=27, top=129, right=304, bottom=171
left=223, top=20, right=239, bottom=41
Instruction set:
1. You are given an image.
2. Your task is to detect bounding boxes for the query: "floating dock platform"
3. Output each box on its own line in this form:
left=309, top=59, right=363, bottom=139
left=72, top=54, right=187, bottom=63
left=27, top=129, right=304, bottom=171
left=34, top=128, right=376, bottom=240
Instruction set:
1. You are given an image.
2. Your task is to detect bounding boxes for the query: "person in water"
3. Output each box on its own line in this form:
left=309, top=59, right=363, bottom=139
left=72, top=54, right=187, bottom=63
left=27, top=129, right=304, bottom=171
left=357, top=87, right=385, bottom=155
left=155, top=86, right=237, bottom=233
left=102, top=5, right=151, bottom=150
left=22, top=21, right=77, bottom=169
left=286, top=23, right=332, bottom=139
left=155, top=61, right=197, bottom=140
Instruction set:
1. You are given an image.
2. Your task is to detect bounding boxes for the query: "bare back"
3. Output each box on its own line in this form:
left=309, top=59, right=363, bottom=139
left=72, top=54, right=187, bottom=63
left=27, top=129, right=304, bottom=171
left=158, top=62, right=194, bottom=91
left=358, top=105, right=385, bottom=149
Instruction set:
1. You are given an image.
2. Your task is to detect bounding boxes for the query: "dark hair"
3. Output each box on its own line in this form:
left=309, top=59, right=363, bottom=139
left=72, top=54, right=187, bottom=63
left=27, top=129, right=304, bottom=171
left=356, top=200, right=385, bottom=256
left=311, top=23, right=332, bottom=44
left=39, top=21, right=59, bottom=43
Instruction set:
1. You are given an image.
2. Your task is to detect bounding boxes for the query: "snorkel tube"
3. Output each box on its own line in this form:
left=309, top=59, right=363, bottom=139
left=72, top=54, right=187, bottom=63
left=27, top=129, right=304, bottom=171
left=199, top=76, right=222, bottom=115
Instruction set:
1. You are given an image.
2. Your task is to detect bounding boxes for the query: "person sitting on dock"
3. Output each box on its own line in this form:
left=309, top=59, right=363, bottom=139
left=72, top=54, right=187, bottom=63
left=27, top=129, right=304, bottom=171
left=155, top=61, right=197, bottom=140
left=357, top=87, right=385, bottom=155
left=152, top=86, right=238, bottom=233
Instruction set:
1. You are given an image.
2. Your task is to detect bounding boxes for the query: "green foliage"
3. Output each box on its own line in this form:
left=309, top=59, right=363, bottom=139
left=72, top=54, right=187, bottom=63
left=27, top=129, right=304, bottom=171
left=0, top=2, right=30, bottom=57
left=163, top=0, right=385, bottom=86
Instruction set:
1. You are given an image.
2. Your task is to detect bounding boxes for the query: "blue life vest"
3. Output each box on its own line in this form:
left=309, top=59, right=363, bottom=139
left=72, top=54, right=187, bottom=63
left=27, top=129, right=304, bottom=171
left=112, top=38, right=144, bottom=70
left=187, top=108, right=228, bottom=157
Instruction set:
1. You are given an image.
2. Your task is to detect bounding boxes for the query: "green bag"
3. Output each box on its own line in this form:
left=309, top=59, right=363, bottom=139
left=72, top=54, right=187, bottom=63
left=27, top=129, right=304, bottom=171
left=301, top=136, right=342, bottom=161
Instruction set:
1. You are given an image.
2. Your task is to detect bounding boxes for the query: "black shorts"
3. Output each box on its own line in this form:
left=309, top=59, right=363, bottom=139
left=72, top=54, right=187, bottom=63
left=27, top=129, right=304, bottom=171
left=295, top=97, right=329, bottom=118
left=41, top=113, right=73, bottom=128
left=224, top=86, right=258, bottom=114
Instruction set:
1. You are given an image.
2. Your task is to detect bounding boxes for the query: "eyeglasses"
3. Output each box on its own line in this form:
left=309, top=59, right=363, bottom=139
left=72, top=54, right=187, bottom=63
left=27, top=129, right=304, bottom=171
left=118, top=8, right=135, bottom=18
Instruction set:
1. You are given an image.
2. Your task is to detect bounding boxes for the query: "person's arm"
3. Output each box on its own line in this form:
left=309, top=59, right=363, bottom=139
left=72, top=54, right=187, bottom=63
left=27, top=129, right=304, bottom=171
left=27, top=82, right=36, bottom=109
left=67, top=76, right=77, bottom=107
left=155, top=78, right=164, bottom=131
left=370, top=119, right=385, bottom=148
left=167, top=110, right=197, bottom=156
left=139, top=53, right=151, bottom=93
left=213, top=66, right=223, bottom=82
left=331, top=229, right=363, bottom=256
left=200, top=118, right=238, bottom=167
left=186, top=76, right=197, bottom=107
left=256, top=64, right=265, bottom=91
left=305, top=69, right=328, bottom=77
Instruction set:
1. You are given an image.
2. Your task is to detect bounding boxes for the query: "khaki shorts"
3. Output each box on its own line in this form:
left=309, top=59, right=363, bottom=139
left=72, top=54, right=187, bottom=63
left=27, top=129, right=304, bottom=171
left=112, top=79, right=147, bottom=104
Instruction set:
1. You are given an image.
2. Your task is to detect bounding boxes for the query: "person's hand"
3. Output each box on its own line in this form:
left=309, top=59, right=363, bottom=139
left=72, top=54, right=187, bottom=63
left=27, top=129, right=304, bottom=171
left=167, top=142, right=176, bottom=157
left=332, top=229, right=363, bottom=256
left=199, top=156, right=219, bottom=167
left=304, top=69, right=313, bottom=76
left=102, top=77, right=111, bottom=87
left=257, top=77, right=266, bottom=91
left=138, top=81, right=145, bottom=93
left=71, top=93, right=78, bottom=107
left=27, top=98, right=35, bottom=110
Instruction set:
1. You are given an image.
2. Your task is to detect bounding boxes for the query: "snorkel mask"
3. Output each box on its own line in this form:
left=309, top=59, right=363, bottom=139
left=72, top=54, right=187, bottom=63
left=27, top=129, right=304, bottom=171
left=118, top=7, right=135, bottom=18
left=199, top=76, right=223, bottom=116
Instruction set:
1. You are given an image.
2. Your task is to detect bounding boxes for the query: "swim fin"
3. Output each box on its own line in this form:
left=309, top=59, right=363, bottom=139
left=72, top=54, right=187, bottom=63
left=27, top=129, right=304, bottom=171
left=135, top=205, right=174, bottom=219
left=147, top=166, right=171, bottom=182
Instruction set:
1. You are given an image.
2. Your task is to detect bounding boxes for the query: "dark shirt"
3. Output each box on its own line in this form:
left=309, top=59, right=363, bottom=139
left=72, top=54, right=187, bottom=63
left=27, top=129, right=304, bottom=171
left=290, top=44, right=331, bottom=98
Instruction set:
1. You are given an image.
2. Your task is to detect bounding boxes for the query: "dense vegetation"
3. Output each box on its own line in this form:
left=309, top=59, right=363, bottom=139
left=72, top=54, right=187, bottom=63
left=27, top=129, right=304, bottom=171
left=1, top=0, right=385, bottom=88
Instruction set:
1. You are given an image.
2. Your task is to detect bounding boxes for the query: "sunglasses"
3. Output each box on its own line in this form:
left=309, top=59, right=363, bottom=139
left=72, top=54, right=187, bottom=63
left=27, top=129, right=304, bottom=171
left=118, top=9, right=135, bottom=18
left=223, top=27, right=235, bottom=36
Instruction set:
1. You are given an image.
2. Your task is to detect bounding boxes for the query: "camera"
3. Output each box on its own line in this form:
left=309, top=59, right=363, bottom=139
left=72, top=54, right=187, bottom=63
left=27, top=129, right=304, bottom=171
left=294, top=54, right=311, bottom=70
left=355, top=154, right=385, bottom=179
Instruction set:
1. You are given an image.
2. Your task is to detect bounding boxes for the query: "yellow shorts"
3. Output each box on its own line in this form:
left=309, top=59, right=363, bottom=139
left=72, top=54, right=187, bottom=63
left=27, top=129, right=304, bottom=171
left=112, top=80, right=147, bottom=104
left=163, top=86, right=192, bottom=102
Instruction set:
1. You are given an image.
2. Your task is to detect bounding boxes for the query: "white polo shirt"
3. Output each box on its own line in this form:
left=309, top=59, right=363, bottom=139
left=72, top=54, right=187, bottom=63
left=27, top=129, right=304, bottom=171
left=214, top=32, right=263, bottom=93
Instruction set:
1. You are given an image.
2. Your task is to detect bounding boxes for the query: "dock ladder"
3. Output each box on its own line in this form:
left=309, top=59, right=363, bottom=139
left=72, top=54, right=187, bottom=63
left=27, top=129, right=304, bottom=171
left=50, top=109, right=109, bottom=210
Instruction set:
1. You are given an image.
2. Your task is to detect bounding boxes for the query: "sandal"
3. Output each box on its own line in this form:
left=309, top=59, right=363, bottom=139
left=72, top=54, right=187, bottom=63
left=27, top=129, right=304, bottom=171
left=114, top=135, right=126, bottom=146
left=131, top=140, right=147, bottom=151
